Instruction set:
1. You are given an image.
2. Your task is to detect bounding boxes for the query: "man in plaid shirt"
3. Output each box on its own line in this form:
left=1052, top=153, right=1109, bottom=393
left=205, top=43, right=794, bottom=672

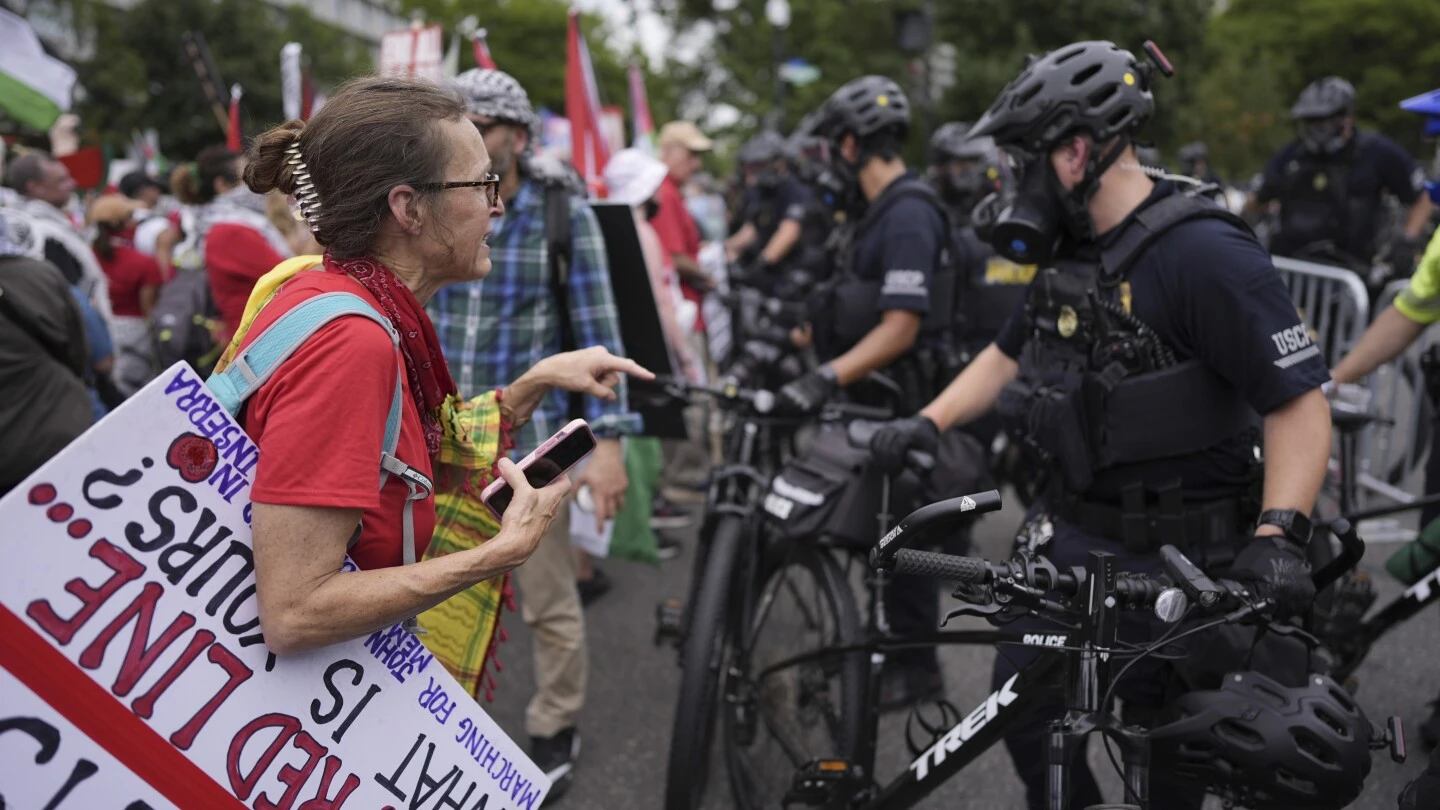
left=432, top=68, right=637, bottom=801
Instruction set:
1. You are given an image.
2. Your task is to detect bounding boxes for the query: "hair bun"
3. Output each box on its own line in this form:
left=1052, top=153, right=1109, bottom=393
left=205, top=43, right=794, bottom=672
left=244, top=119, right=306, bottom=196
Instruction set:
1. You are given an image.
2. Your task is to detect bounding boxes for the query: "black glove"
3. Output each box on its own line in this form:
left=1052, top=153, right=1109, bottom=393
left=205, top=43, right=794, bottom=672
left=775, top=366, right=837, bottom=415
left=1231, top=535, right=1316, bottom=619
left=1399, top=747, right=1440, bottom=810
left=870, top=415, right=940, bottom=475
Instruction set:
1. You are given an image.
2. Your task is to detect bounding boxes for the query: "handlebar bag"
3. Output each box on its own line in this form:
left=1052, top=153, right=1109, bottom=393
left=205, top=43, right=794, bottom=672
left=762, top=425, right=883, bottom=548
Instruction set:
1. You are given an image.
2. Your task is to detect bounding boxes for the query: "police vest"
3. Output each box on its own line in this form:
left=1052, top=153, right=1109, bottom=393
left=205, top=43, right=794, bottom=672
left=1274, top=133, right=1378, bottom=261
left=953, top=224, right=1034, bottom=352
left=824, top=179, right=958, bottom=354
left=995, top=192, right=1258, bottom=495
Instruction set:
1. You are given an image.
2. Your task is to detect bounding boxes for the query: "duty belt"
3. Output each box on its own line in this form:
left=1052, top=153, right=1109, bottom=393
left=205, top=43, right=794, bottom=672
left=1053, top=481, right=1248, bottom=564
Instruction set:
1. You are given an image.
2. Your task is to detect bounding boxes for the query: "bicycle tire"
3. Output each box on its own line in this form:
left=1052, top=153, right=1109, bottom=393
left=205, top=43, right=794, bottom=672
left=723, top=542, right=866, bottom=810
left=664, top=513, right=746, bottom=810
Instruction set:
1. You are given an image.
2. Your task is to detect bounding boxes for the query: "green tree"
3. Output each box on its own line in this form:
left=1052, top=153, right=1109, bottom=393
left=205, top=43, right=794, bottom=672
left=663, top=0, right=1216, bottom=165
left=396, top=0, right=683, bottom=140
left=1185, top=0, right=1440, bottom=178
left=66, top=0, right=371, bottom=161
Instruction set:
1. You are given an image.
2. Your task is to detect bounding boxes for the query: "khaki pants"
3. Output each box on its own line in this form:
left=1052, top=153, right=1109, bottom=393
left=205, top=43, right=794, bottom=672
left=512, top=504, right=587, bottom=738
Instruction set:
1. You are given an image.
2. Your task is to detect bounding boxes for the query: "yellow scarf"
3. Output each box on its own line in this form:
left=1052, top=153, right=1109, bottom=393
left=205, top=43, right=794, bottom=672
left=217, top=256, right=511, bottom=701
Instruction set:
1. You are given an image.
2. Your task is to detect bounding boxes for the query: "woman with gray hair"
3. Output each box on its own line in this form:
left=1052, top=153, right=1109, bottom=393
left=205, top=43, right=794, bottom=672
left=225, top=75, right=651, bottom=657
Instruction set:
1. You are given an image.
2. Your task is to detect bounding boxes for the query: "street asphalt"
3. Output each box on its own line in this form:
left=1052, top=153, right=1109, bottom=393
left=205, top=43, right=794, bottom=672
left=481, top=490, right=1437, bottom=810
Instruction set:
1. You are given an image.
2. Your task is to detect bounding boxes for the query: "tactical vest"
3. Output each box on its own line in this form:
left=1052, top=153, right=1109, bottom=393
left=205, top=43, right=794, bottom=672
left=825, top=179, right=958, bottom=352
left=953, top=224, right=1034, bottom=355
left=1273, top=133, right=1378, bottom=260
left=995, top=192, right=1259, bottom=496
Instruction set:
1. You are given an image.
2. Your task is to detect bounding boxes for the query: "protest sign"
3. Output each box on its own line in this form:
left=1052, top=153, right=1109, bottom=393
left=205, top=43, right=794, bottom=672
left=590, top=201, right=687, bottom=439
left=0, top=362, right=549, bottom=810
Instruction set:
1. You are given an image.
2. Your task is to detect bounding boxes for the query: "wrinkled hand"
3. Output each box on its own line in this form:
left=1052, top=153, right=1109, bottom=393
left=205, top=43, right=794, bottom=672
left=575, top=440, right=626, bottom=532
left=870, top=415, right=939, bottom=476
left=489, top=457, right=572, bottom=570
left=775, top=366, right=837, bottom=415
left=506, top=347, right=655, bottom=425
left=1231, top=536, right=1316, bottom=619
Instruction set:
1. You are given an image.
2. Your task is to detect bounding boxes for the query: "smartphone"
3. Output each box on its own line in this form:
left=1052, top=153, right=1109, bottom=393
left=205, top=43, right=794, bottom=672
left=480, top=419, right=598, bottom=519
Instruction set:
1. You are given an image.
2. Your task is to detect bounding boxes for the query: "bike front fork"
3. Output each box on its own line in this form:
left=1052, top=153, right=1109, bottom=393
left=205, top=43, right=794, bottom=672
left=1045, top=713, right=1150, bottom=810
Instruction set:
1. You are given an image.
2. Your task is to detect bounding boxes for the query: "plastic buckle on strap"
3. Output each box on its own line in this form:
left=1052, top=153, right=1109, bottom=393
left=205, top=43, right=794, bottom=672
left=1119, top=482, right=1149, bottom=553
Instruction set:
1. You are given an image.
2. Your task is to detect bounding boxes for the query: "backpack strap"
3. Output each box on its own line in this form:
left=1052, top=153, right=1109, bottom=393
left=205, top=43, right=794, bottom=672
left=206, top=290, right=432, bottom=635
left=1099, top=191, right=1256, bottom=285
left=544, top=182, right=584, bottom=420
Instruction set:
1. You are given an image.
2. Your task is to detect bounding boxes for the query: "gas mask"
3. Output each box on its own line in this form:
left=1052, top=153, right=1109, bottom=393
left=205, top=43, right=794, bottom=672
left=813, top=150, right=863, bottom=218
left=985, top=145, right=1114, bottom=266
left=937, top=160, right=986, bottom=213
left=1298, top=115, right=1350, bottom=156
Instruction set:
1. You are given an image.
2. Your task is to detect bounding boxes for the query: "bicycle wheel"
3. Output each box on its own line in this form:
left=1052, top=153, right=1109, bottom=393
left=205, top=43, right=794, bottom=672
left=664, top=513, right=746, bottom=810
left=723, top=541, right=866, bottom=810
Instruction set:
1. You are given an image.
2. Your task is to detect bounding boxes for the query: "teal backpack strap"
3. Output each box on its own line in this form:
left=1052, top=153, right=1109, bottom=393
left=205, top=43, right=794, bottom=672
left=205, top=290, right=431, bottom=634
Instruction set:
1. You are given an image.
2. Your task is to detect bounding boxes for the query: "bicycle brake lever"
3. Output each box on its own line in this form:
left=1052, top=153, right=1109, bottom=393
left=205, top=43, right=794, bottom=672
left=940, top=602, right=1004, bottom=626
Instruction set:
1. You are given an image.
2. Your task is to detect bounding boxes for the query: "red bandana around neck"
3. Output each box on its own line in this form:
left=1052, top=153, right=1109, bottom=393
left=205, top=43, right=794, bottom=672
left=323, top=254, right=457, bottom=456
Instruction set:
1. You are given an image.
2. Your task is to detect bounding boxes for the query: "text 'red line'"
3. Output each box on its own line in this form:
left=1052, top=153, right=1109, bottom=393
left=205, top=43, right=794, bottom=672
left=0, top=603, right=246, bottom=809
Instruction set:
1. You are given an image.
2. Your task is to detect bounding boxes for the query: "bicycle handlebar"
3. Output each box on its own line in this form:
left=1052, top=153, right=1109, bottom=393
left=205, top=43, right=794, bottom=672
left=887, top=546, right=1259, bottom=614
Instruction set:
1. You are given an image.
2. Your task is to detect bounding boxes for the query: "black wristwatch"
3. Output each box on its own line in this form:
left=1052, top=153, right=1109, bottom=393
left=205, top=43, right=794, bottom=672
left=1255, top=509, right=1313, bottom=546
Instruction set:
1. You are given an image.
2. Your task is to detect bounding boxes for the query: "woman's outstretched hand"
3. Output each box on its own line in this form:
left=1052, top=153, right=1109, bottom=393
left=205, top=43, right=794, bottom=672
left=504, top=346, right=655, bottom=425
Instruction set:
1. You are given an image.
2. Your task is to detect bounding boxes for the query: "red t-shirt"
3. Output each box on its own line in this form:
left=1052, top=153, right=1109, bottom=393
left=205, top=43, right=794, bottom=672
left=206, top=223, right=288, bottom=344
left=651, top=175, right=705, bottom=329
left=240, top=271, right=435, bottom=571
left=96, top=244, right=162, bottom=317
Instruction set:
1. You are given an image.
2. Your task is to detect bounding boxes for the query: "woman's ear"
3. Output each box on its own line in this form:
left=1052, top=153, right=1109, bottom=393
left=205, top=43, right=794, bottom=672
left=387, top=185, right=423, bottom=235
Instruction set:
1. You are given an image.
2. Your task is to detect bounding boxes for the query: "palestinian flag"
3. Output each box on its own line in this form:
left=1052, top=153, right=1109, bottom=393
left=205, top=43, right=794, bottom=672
left=0, top=8, right=76, bottom=130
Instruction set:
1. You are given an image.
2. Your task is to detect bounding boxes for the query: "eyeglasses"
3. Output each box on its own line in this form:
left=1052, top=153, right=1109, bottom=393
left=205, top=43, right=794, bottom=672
left=416, top=173, right=501, bottom=207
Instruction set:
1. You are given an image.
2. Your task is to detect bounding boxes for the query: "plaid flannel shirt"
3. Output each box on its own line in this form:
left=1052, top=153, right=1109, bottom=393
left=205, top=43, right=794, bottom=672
left=429, top=178, right=639, bottom=456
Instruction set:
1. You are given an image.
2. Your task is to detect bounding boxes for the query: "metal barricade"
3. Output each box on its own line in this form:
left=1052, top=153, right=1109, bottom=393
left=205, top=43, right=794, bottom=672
left=1272, top=256, right=1370, bottom=368
left=1362, top=281, right=1434, bottom=516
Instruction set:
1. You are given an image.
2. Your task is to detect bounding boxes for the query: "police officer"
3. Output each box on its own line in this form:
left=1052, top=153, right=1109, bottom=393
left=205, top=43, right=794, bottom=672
left=1178, top=140, right=1224, bottom=188
left=871, top=41, right=1332, bottom=809
left=928, top=121, right=1034, bottom=458
left=776, top=76, right=958, bottom=707
left=724, top=131, right=820, bottom=287
left=1249, top=76, right=1433, bottom=272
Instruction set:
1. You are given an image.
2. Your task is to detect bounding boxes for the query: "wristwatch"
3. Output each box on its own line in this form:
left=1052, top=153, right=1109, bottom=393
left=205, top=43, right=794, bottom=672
left=1255, top=509, right=1313, bottom=546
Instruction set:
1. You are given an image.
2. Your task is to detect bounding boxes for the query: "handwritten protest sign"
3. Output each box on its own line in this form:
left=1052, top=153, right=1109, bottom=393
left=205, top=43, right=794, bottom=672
left=0, top=362, right=549, bottom=810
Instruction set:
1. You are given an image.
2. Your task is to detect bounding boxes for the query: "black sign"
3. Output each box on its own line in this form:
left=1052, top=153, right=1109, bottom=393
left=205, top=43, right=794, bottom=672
left=589, top=203, right=687, bottom=440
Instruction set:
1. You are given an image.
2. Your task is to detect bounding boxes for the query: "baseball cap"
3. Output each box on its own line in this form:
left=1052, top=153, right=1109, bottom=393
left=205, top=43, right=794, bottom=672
left=658, top=121, right=713, bottom=152
left=87, top=194, right=142, bottom=226
left=604, top=149, right=669, bottom=206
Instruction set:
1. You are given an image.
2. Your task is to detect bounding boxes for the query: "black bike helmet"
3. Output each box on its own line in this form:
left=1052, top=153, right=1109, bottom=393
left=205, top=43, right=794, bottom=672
left=814, top=75, right=911, bottom=143
left=970, top=41, right=1157, bottom=153
left=929, top=121, right=999, bottom=165
left=1149, top=671, right=1374, bottom=809
left=1291, top=77, right=1356, bottom=120
left=740, top=130, right=788, bottom=165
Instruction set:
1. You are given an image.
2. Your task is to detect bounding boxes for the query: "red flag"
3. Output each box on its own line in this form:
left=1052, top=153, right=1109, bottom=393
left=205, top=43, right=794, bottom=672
left=472, top=30, right=497, bottom=70
left=565, top=10, right=610, bottom=195
left=301, top=69, right=316, bottom=121
left=226, top=84, right=242, bottom=152
left=628, top=61, right=655, bottom=153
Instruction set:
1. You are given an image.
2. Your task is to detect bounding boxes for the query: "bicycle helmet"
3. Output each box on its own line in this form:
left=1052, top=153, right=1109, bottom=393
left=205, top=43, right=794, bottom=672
left=930, top=122, right=999, bottom=166
left=970, top=41, right=1157, bottom=153
left=814, top=76, right=911, bottom=143
left=1400, top=88, right=1440, bottom=138
left=740, top=131, right=788, bottom=165
left=1149, top=671, right=1374, bottom=809
left=1178, top=140, right=1208, bottom=163
left=1291, top=77, right=1356, bottom=120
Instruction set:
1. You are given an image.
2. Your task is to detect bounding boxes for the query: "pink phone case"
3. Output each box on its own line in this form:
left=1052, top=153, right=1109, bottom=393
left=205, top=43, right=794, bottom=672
left=479, top=418, right=596, bottom=517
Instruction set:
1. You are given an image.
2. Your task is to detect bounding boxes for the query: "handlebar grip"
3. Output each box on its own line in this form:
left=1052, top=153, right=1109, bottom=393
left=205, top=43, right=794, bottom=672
left=891, top=549, right=991, bottom=583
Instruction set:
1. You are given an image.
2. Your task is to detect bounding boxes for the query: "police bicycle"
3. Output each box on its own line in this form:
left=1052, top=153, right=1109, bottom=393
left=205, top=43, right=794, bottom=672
left=642, top=375, right=904, bottom=810
left=719, top=488, right=1402, bottom=810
